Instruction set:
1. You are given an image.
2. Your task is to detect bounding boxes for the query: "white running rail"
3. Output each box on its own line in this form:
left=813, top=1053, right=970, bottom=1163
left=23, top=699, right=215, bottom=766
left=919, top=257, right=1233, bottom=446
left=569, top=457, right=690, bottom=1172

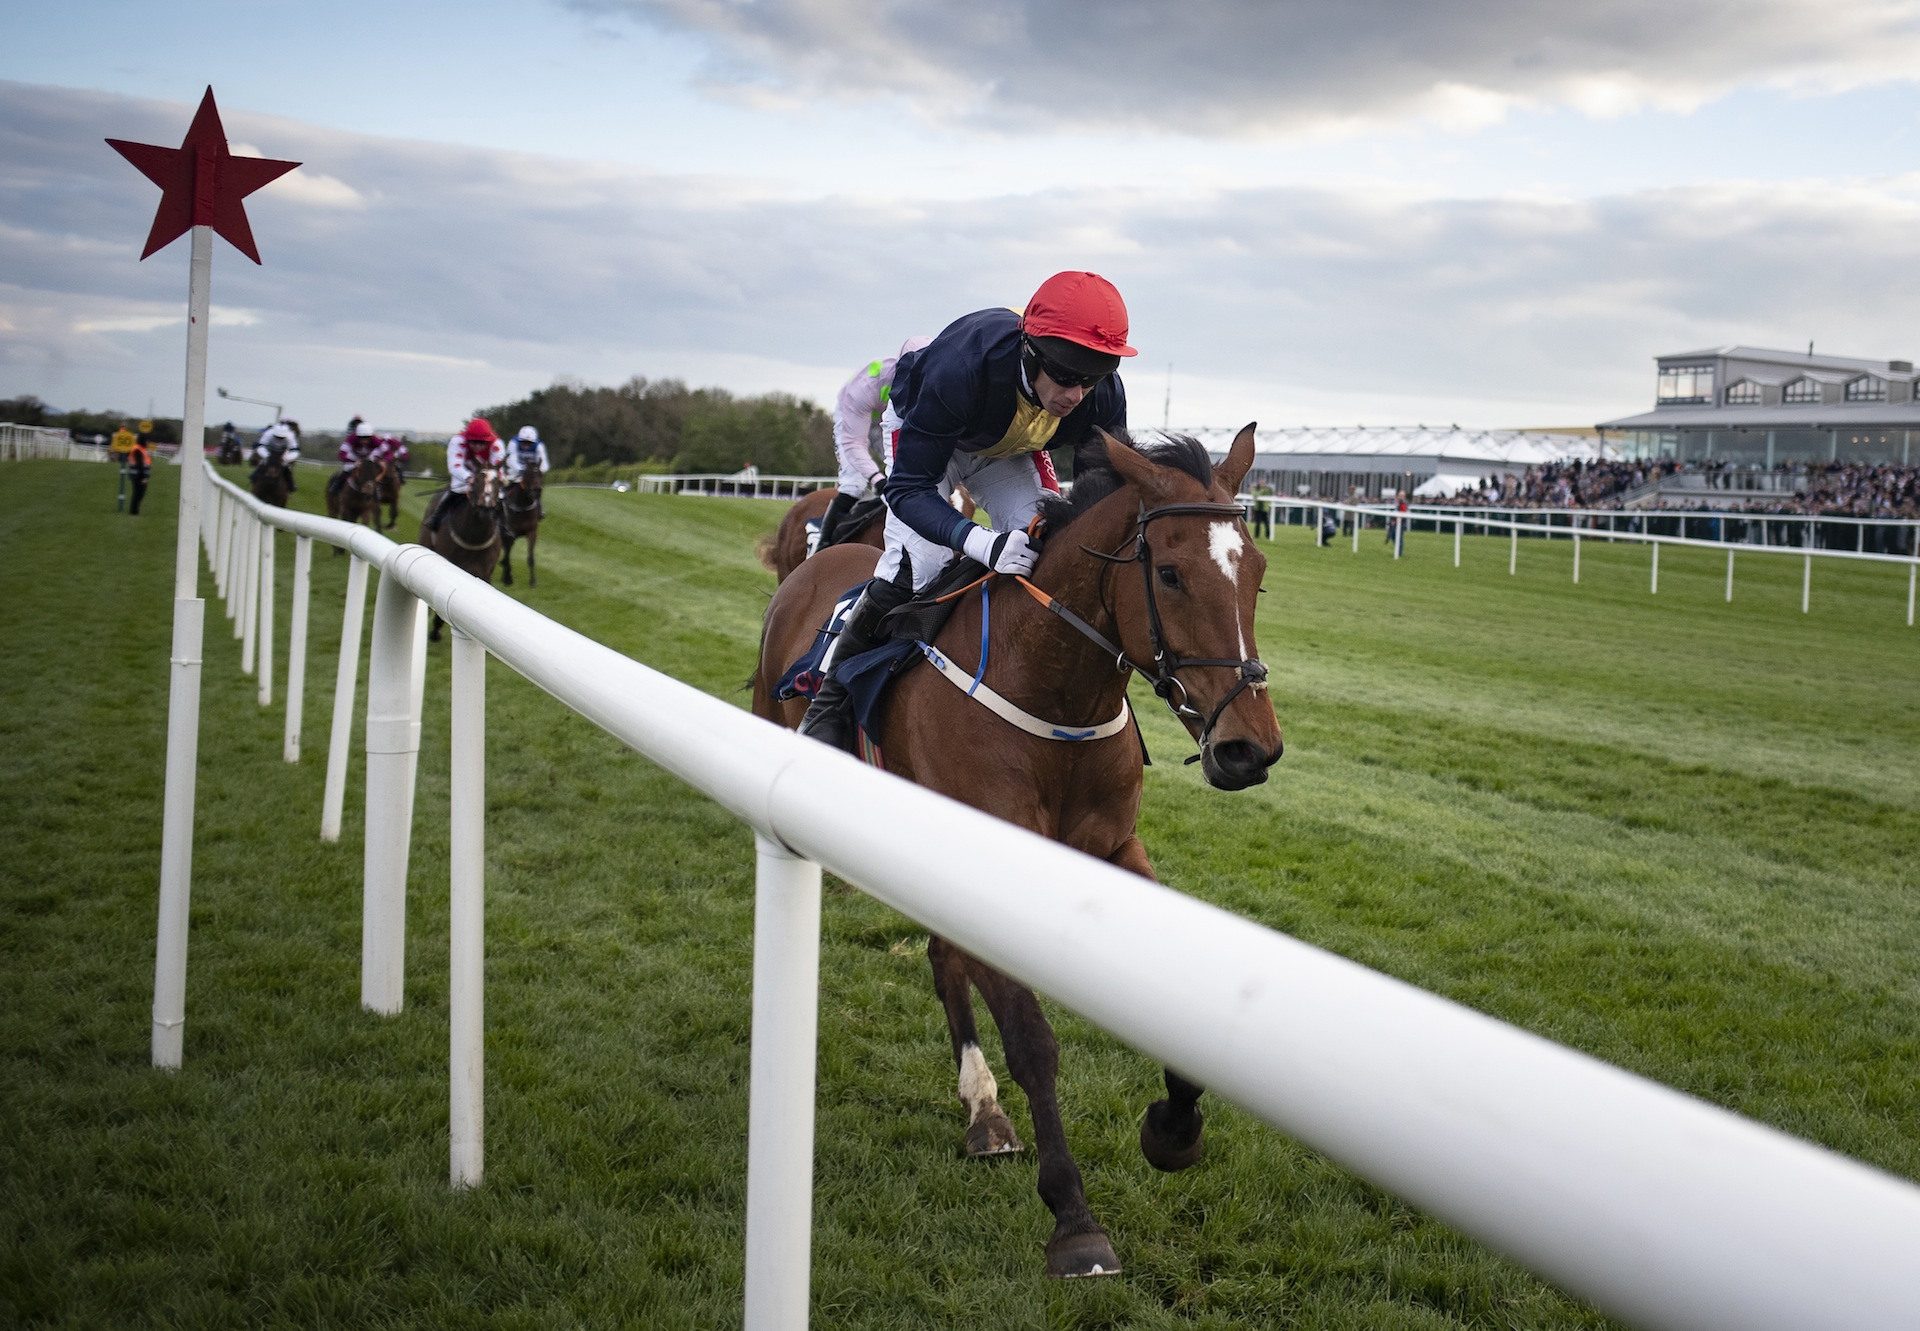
left=0, top=422, right=110, bottom=462
left=172, top=460, right=1920, bottom=1331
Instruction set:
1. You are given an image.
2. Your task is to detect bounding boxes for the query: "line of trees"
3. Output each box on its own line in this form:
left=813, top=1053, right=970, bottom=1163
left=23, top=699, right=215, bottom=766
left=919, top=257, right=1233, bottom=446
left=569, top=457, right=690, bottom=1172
left=475, top=376, right=835, bottom=477
left=1, top=396, right=182, bottom=444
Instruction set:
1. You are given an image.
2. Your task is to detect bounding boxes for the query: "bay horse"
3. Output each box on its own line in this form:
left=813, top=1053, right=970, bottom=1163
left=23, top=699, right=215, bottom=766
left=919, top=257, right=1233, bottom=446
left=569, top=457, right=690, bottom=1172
left=760, top=484, right=976, bottom=582
left=325, top=454, right=388, bottom=544
left=752, top=426, right=1282, bottom=1278
left=499, top=473, right=541, bottom=588
left=419, top=467, right=504, bottom=642
left=249, top=455, right=292, bottom=508
left=377, top=463, right=405, bottom=529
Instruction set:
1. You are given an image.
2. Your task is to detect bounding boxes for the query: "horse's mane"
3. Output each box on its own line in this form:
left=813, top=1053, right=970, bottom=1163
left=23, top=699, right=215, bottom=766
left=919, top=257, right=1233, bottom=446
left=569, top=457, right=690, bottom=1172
left=1036, top=430, right=1215, bottom=534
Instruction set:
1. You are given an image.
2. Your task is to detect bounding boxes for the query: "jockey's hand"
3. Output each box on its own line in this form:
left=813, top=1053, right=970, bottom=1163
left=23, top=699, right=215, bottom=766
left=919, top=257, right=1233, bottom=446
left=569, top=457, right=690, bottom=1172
left=962, top=524, right=1038, bottom=577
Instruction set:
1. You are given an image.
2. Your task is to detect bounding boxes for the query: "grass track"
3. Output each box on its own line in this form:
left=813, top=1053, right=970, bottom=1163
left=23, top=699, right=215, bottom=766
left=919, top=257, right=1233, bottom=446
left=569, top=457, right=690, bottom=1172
left=1, top=461, right=1915, bottom=1328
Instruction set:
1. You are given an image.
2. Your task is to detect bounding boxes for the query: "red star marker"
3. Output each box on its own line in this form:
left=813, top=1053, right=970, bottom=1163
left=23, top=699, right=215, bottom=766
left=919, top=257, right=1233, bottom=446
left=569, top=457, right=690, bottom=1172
left=107, top=86, right=300, bottom=263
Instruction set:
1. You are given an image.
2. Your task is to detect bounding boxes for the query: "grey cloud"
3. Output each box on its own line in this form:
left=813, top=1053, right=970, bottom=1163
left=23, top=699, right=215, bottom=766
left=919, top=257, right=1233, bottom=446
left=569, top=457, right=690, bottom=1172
left=572, top=0, right=1920, bottom=133
left=4, top=81, right=1915, bottom=432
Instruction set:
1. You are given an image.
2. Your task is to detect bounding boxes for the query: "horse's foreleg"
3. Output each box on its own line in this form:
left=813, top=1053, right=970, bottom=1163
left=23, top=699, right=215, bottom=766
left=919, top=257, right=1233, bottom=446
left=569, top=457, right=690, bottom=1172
left=499, top=534, right=514, bottom=586
left=927, top=936, right=1020, bottom=1158
left=972, top=965, right=1118, bottom=1278
left=526, top=528, right=536, bottom=588
left=1109, top=835, right=1208, bottom=1172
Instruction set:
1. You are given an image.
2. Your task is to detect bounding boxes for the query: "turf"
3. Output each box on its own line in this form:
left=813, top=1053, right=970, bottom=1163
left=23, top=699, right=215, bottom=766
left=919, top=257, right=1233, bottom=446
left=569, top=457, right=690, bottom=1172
left=1, top=461, right=1915, bottom=1329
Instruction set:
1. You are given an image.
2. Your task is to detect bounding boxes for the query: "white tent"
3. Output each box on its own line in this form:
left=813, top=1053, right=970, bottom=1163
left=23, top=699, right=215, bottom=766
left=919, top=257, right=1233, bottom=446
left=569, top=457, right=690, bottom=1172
left=1413, top=471, right=1487, bottom=498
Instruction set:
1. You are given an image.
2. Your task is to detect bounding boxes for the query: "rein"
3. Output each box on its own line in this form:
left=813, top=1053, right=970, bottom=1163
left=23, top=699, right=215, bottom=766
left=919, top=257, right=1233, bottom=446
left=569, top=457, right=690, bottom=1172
left=1015, top=500, right=1268, bottom=759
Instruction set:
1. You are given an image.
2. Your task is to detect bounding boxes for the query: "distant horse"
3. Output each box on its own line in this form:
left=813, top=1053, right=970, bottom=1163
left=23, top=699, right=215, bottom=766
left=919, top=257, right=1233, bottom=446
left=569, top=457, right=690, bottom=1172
left=249, top=454, right=292, bottom=508
left=760, top=484, right=975, bottom=583
left=217, top=437, right=244, bottom=466
left=376, top=445, right=407, bottom=529
left=499, top=473, right=542, bottom=588
left=419, top=467, right=504, bottom=642
left=753, top=426, right=1282, bottom=1277
left=325, top=454, right=388, bottom=545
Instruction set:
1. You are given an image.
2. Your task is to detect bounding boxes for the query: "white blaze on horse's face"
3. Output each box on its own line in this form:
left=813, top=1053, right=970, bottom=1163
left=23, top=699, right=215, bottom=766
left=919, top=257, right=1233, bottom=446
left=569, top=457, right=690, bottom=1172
left=1207, top=520, right=1254, bottom=659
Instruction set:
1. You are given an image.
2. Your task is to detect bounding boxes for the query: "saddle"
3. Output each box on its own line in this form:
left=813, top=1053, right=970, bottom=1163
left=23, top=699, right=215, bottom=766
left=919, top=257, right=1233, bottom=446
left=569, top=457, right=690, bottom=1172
left=773, top=556, right=988, bottom=748
left=821, top=494, right=886, bottom=550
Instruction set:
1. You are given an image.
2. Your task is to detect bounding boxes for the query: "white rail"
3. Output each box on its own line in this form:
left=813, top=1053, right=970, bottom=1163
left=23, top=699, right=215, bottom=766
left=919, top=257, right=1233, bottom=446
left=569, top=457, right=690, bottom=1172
left=0, top=422, right=111, bottom=462
left=1273, top=499, right=1920, bottom=626
left=169, top=460, right=1920, bottom=1330
left=632, top=471, right=834, bottom=499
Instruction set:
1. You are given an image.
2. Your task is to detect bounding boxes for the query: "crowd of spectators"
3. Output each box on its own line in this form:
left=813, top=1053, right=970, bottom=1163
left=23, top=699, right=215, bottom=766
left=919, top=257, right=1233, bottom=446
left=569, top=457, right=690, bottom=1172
left=1424, top=459, right=1919, bottom=554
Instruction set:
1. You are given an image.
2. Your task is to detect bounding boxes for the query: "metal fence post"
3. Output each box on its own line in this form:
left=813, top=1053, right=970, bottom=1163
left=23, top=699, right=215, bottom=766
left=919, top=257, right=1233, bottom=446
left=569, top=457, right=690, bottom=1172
left=1725, top=549, right=1735, bottom=603
left=450, top=628, right=486, bottom=1189
left=256, top=525, right=275, bottom=707
left=321, top=557, right=370, bottom=841
left=362, top=564, right=425, bottom=1014
left=1573, top=531, right=1581, bottom=584
left=1651, top=540, right=1660, bottom=595
left=285, top=536, right=312, bottom=761
left=743, top=832, right=823, bottom=1331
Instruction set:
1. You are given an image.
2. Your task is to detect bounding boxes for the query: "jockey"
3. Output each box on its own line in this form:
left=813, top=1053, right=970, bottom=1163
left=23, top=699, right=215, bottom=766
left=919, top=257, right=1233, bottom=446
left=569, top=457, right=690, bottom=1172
left=330, top=417, right=381, bottom=498
left=252, top=420, right=301, bottom=491
left=506, top=425, right=550, bottom=518
left=430, top=417, right=504, bottom=531
left=820, top=336, right=932, bottom=547
left=798, top=272, right=1133, bottom=750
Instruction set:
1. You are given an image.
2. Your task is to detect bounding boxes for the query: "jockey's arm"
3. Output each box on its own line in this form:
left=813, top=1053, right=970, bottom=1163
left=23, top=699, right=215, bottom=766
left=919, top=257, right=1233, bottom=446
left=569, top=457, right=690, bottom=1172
left=886, top=430, right=973, bottom=551
left=833, top=367, right=886, bottom=490
left=536, top=442, right=550, bottom=473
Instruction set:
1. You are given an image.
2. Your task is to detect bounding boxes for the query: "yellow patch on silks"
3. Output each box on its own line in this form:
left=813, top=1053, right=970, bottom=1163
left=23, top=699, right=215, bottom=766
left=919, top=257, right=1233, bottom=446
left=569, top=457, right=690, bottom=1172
left=973, top=394, right=1062, bottom=459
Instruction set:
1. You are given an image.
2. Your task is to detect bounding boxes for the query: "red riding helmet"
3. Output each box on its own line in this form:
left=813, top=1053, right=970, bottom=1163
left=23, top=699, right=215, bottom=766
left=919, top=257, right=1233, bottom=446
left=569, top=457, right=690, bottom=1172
left=1022, top=271, right=1137, bottom=359
left=462, top=417, right=498, bottom=443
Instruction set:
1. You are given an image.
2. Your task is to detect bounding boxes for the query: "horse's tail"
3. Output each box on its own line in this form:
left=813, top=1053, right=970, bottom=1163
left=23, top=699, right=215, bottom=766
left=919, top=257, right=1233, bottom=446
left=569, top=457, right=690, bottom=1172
left=755, top=532, right=778, bottom=573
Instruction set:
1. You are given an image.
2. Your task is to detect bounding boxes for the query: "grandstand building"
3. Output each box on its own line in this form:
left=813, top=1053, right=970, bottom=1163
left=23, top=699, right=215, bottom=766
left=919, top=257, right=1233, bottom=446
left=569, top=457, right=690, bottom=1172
left=1599, top=346, right=1919, bottom=467
left=1183, top=424, right=1599, bottom=500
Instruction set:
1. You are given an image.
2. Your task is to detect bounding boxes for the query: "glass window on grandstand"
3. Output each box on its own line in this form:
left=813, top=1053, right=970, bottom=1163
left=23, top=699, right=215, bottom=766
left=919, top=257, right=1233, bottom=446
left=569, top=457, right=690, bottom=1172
left=1844, top=432, right=1903, bottom=464
left=1724, top=380, right=1761, bottom=406
left=1844, top=376, right=1888, bottom=403
left=1783, top=378, right=1821, bottom=404
left=1657, top=365, right=1714, bottom=404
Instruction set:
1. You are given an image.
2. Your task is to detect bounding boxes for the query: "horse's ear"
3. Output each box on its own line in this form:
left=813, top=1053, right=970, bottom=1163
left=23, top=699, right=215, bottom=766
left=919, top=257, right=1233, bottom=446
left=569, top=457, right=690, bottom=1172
left=1099, top=427, right=1180, bottom=502
left=1213, top=422, right=1257, bottom=496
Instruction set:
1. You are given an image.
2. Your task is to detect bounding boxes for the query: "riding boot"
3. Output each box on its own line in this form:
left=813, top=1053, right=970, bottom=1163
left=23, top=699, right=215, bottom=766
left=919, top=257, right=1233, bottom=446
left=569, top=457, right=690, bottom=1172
left=817, top=490, right=856, bottom=550
left=428, top=492, right=455, bottom=532
left=797, top=574, right=913, bottom=752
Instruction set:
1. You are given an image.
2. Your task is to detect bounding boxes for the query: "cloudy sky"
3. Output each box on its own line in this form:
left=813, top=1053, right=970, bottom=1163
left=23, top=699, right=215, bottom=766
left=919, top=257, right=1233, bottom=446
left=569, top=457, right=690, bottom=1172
left=2, top=0, right=1917, bottom=437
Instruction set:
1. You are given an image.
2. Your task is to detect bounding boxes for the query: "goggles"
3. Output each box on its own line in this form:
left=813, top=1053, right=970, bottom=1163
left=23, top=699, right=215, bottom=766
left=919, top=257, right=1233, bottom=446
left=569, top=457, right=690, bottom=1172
left=1025, top=338, right=1112, bottom=390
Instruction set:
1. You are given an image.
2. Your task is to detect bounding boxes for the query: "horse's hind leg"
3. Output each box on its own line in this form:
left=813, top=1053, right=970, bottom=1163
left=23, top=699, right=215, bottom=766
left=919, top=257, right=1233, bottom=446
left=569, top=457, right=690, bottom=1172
left=927, top=936, right=1021, bottom=1157
left=526, top=529, right=536, bottom=588
left=499, top=534, right=514, bottom=586
left=1109, top=836, right=1207, bottom=1172
left=972, top=964, right=1118, bottom=1278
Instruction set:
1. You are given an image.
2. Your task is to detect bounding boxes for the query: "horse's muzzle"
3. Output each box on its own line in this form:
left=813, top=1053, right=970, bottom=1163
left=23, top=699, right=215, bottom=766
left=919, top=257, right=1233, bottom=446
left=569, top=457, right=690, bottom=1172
left=1199, top=737, right=1282, bottom=791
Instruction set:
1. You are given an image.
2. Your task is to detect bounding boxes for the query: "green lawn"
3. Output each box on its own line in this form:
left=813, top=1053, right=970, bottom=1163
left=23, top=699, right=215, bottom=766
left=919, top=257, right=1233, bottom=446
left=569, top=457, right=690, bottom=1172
left=2, top=460, right=1915, bottom=1329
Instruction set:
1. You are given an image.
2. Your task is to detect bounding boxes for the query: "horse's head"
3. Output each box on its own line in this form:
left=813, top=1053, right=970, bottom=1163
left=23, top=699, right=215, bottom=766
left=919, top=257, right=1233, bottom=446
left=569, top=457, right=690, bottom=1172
left=470, top=466, right=503, bottom=511
left=1087, top=424, right=1284, bottom=790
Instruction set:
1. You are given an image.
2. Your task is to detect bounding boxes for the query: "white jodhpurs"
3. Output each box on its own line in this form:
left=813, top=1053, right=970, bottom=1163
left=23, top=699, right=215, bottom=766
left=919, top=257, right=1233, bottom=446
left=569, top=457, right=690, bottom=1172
left=872, top=409, right=1053, bottom=592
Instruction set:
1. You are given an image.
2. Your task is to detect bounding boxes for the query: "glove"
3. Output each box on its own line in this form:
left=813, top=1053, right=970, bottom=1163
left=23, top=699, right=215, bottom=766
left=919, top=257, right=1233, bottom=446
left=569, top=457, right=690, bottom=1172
left=962, top=524, right=1038, bottom=576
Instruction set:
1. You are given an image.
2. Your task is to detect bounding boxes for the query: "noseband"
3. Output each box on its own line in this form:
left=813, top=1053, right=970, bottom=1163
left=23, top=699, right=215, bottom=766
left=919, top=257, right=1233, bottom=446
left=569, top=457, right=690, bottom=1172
left=1023, top=500, right=1268, bottom=757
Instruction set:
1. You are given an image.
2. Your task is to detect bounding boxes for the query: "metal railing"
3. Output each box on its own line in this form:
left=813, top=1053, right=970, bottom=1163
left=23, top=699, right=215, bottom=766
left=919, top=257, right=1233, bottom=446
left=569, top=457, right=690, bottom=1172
left=0, top=423, right=111, bottom=462
left=168, top=460, right=1920, bottom=1330
left=632, top=472, right=834, bottom=499
left=1270, top=498, right=1920, bottom=624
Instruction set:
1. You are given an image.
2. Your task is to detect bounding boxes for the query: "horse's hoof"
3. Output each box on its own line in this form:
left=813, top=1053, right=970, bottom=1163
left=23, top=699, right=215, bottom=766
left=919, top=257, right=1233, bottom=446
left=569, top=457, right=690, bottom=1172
left=1045, top=1228, right=1120, bottom=1279
left=964, top=1109, right=1022, bottom=1159
left=1139, top=1099, right=1206, bottom=1172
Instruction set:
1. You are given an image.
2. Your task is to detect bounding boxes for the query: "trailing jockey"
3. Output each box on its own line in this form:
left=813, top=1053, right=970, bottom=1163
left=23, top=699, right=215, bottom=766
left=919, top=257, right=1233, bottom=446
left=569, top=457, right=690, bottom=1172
left=328, top=415, right=381, bottom=501
left=251, top=420, right=301, bottom=492
left=797, top=271, right=1135, bottom=751
left=428, top=417, right=505, bottom=533
left=820, top=336, right=932, bottom=550
left=506, top=425, right=550, bottom=518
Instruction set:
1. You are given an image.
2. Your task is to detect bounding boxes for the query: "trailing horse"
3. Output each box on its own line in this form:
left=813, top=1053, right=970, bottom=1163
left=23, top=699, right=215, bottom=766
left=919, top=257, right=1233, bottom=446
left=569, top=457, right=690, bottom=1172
left=753, top=426, right=1283, bottom=1278
left=249, top=456, right=292, bottom=508
left=760, top=484, right=974, bottom=583
left=499, top=474, right=542, bottom=588
left=419, top=467, right=505, bottom=642
left=377, top=462, right=405, bottom=529
left=325, top=454, right=388, bottom=545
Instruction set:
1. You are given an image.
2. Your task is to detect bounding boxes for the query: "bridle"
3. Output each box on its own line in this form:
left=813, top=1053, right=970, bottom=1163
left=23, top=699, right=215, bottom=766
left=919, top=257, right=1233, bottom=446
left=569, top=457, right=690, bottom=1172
left=1015, top=500, right=1268, bottom=756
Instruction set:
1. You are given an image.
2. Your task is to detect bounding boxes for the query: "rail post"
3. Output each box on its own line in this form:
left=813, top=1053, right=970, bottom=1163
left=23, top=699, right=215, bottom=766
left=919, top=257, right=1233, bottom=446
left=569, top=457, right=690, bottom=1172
left=1651, top=540, right=1660, bottom=595
left=321, top=557, right=370, bottom=841
left=1725, top=548, right=1735, bottom=603
left=743, top=831, right=824, bottom=1331
left=256, top=525, right=275, bottom=707
left=449, top=628, right=487, bottom=1188
left=284, top=536, right=312, bottom=761
left=361, top=562, right=426, bottom=1014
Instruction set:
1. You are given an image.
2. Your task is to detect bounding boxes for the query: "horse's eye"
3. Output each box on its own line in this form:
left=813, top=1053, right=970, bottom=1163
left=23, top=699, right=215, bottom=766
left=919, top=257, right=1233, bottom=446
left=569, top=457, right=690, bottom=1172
left=1157, top=565, right=1181, bottom=589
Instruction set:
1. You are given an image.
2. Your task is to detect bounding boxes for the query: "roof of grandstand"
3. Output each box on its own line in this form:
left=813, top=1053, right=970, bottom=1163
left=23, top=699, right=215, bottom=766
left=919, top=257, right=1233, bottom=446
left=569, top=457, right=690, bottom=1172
left=1181, top=424, right=1608, bottom=468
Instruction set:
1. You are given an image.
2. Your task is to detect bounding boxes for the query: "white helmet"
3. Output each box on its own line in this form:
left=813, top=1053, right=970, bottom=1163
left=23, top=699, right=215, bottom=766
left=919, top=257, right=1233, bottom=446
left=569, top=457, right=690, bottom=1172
left=516, top=425, right=540, bottom=443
